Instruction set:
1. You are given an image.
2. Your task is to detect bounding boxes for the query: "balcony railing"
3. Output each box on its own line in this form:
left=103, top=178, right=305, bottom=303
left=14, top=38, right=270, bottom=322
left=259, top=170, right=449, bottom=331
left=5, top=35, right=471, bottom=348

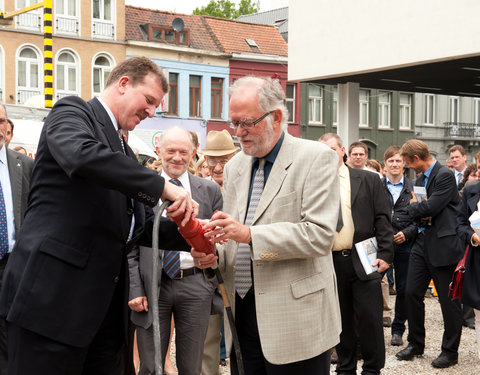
left=17, top=89, right=41, bottom=105
left=17, top=12, right=42, bottom=32
left=56, top=92, right=79, bottom=100
left=92, top=19, right=114, bottom=39
left=444, top=122, right=480, bottom=138
left=55, top=16, right=78, bottom=35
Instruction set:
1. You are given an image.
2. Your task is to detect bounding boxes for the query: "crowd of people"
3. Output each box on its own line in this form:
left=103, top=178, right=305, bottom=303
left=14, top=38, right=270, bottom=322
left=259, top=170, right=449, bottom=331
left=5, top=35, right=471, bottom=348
left=0, top=56, right=479, bottom=375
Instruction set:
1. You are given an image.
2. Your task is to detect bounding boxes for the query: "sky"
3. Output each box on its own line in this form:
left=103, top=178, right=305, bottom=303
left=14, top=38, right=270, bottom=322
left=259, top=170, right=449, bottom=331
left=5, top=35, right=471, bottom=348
left=124, top=0, right=289, bottom=15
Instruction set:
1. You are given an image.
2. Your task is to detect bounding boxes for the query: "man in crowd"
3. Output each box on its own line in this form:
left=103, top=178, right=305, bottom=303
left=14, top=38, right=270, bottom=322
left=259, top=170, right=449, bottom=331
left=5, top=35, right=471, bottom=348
left=128, top=126, right=223, bottom=375
left=193, top=76, right=341, bottom=375
left=202, top=129, right=238, bottom=188
left=0, top=104, right=34, bottom=375
left=320, top=133, right=393, bottom=375
left=381, top=146, right=417, bottom=347
left=449, top=144, right=467, bottom=189
left=347, top=141, right=369, bottom=169
left=0, top=57, right=197, bottom=375
left=5, top=119, right=13, bottom=148
left=396, top=139, right=463, bottom=368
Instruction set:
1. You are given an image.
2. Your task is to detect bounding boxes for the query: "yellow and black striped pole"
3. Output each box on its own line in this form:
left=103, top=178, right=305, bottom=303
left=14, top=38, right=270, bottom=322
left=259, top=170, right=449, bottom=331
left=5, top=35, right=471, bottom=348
left=44, top=0, right=53, bottom=108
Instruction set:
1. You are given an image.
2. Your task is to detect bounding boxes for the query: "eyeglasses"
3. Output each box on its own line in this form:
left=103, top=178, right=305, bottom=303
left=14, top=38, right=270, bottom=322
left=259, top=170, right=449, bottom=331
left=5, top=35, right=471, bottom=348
left=227, top=111, right=273, bottom=130
left=206, top=158, right=229, bottom=167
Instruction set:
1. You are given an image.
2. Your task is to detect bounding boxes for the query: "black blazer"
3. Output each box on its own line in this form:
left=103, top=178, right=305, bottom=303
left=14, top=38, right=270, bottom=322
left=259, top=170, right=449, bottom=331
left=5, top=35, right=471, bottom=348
left=407, top=161, right=463, bottom=267
left=457, top=183, right=480, bottom=309
left=349, top=167, right=394, bottom=280
left=0, top=96, right=181, bottom=347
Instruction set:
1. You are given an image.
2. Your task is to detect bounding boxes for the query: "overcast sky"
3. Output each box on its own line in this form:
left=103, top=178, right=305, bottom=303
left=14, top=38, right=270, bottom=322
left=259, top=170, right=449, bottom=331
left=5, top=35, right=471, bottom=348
left=125, top=0, right=289, bottom=15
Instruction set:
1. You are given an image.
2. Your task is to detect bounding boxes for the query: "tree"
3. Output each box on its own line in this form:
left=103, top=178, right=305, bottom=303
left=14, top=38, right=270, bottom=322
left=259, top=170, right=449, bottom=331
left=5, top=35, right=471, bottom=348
left=193, top=0, right=260, bottom=19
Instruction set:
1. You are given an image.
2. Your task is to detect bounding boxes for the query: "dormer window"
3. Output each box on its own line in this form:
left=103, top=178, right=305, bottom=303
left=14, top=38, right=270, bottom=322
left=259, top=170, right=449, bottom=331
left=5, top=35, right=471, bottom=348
left=148, top=25, right=189, bottom=45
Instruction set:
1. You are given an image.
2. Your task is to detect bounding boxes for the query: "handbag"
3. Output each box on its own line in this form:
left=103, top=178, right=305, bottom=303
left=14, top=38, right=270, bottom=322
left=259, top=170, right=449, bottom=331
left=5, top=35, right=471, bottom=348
left=449, top=244, right=470, bottom=301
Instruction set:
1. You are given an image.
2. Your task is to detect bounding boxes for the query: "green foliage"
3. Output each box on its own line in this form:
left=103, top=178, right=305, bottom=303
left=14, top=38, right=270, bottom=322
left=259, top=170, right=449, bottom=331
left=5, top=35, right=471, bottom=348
left=193, top=0, right=260, bottom=19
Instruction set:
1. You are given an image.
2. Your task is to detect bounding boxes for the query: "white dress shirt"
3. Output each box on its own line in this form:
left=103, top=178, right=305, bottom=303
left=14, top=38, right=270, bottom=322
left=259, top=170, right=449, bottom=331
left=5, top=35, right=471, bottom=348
left=0, top=146, right=15, bottom=252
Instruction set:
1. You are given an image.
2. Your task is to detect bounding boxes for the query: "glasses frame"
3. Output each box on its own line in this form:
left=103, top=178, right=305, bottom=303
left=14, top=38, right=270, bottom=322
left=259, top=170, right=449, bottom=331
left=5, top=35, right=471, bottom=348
left=228, top=110, right=274, bottom=130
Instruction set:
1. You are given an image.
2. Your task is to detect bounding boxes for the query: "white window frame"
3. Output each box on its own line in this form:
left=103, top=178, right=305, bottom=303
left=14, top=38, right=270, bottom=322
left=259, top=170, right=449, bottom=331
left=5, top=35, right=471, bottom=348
left=55, top=0, right=80, bottom=36
left=91, top=52, right=114, bottom=97
left=449, top=96, right=459, bottom=123
left=308, top=84, right=323, bottom=125
left=424, top=94, right=435, bottom=125
left=16, top=44, right=42, bottom=105
left=332, top=86, right=338, bottom=126
left=399, top=93, right=412, bottom=130
left=475, top=98, right=480, bottom=124
left=378, top=91, right=391, bottom=128
left=359, top=89, right=369, bottom=127
left=55, top=49, right=80, bottom=100
left=92, top=0, right=116, bottom=39
left=286, top=83, right=295, bottom=123
left=16, top=0, right=43, bottom=32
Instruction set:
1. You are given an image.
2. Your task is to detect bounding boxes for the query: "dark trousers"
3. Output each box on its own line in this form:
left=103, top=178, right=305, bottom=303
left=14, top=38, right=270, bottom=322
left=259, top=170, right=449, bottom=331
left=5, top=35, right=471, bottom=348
left=230, top=290, right=330, bottom=375
left=0, top=254, right=9, bottom=375
left=333, top=253, right=384, bottom=375
left=391, top=249, right=410, bottom=336
left=405, top=234, right=462, bottom=355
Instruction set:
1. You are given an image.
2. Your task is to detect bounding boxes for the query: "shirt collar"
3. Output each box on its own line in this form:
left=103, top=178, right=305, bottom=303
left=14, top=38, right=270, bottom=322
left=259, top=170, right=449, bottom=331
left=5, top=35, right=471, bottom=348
left=386, top=175, right=404, bottom=186
left=97, top=97, right=119, bottom=132
left=424, top=159, right=436, bottom=179
left=161, top=170, right=190, bottom=191
left=0, top=145, right=7, bottom=166
left=339, top=163, right=349, bottom=177
left=253, top=132, right=284, bottom=166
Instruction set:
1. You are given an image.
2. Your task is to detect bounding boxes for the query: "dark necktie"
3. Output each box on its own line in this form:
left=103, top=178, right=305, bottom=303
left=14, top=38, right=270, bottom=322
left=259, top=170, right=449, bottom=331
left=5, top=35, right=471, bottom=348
left=163, top=179, right=182, bottom=278
left=336, top=202, right=343, bottom=233
left=117, top=130, right=125, bottom=153
left=0, top=182, right=9, bottom=260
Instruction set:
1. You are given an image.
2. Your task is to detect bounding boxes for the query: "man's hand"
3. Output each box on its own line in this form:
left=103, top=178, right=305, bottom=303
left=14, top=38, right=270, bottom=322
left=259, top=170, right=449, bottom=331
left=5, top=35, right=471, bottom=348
left=203, top=210, right=251, bottom=244
left=161, top=182, right=199, bottom=226
left=472, top=233, right=480, bottom=246
left=372, top=259, right=390, bottom=273
left=191, top=248, right=218, bottom=269
left=128, top=296, right=148, bottom=312
left=393, top=231, right=406, bottom=244
left=410, top=191, right=418, bottom=204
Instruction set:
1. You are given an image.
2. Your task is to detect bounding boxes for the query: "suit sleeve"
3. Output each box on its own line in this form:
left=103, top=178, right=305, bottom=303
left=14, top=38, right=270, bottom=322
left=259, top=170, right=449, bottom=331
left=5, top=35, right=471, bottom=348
left=249, top=146, right=339, bottom=260
left=127, top=245, right=145, bottom=300
left=371, top=176, right=394, bottom=264
left=457, top=187, right=476, bottom=246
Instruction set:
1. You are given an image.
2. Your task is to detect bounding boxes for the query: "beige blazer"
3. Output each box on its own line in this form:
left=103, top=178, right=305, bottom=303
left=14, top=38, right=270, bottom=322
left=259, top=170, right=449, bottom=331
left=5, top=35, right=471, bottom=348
left=218, top=133, right=341, bottom=365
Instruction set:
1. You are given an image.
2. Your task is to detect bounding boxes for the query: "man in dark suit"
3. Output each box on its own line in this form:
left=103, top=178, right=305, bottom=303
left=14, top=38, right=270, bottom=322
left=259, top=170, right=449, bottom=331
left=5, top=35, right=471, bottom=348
left=0, top=105, right=34, bottom=375
left=128, top=127, right=223, bottom=375
left=320, top=133, right=394, bottom=375
left=396, top=139, right=463, bottom=368
left=0, top=57, right=197, bottom=375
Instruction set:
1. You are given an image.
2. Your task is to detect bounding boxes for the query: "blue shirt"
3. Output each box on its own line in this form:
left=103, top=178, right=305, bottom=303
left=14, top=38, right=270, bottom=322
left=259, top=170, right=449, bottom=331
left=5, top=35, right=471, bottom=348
left=0, top=146, right=15, bottom=252
left=386, top=175, right=404, bottom=205
left=248, top=132, right=285, bottom=203
left=423, top=160, right=436, bottom=187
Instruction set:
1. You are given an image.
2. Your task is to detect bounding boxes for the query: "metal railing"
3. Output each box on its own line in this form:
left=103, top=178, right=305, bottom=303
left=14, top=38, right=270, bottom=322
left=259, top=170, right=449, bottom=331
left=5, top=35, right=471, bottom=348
left=92, top=19, right=114, bottom=39
left=17, top=89, right=41, bottom=105
left=55, top=16, right=78, bottom=35
left=444, top=122, right=480, bottom=138
left=17, top=12, right=42, bottom=31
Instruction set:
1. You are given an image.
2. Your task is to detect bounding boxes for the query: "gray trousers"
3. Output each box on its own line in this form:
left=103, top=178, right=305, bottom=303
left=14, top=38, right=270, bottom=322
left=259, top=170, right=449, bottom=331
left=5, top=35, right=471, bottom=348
left=137, top=271, right=214, bottom=375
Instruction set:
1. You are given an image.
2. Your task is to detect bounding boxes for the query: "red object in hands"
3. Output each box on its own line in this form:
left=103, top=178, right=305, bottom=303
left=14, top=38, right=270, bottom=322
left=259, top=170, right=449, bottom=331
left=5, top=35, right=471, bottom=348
left=171, top=215, right=215, bottom=256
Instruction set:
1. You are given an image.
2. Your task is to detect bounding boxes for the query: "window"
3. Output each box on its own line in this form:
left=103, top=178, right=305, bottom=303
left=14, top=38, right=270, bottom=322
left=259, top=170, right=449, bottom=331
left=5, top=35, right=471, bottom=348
left=16, top=0, right=42, bottom=31
left=308, top=84, right=323, bottom=124
left=189, top=75, right=201, bottom=117
left=211, top=77, right=223, bottom=119
left=286, top=83, right=295, bottom=123
left=332, top=86, right=338, bottom=126
left=378, top=91, right=391, bottom=128
left=149, top=26, right=189, bottom=45
left=17, top=46, right=41, bottom=104
left=93, top=55, right=112, bottom=95
left=168, top=73, right=178, bottom=116
left=399, top=93, right=412, bottom=129
left=92, top=0, right=114, bottom=38
left=449, top=96, right=459, bottom=123
left=56, top=51, right=79, bottom=99
left=55, top=0, right=78, bottom=35
left=424, top=94, right=435, bottom=125
left=359, top=89, right=369, bottom=127
left=475, top=98, right=480, bottom=124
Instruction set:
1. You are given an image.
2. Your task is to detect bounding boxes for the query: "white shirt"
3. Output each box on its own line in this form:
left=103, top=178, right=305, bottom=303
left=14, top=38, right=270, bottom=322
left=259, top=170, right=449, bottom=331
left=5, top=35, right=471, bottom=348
left=454, top=167, right=465, bottom=186
left=0, top=146, right=15, bottom=252
left=160, top=170, right=195, bottom=269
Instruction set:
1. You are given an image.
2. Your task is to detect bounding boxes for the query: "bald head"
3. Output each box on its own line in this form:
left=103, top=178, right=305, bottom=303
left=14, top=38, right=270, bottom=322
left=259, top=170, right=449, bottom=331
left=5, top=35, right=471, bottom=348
left=158, top=127, right=194, bottom=179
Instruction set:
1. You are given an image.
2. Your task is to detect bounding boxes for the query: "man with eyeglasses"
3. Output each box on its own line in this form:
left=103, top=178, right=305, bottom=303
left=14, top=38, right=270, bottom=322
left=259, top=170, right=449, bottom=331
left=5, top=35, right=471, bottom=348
left=191, top=76, right=341, bottom=375
left=202, top=129, right=239, bottom=188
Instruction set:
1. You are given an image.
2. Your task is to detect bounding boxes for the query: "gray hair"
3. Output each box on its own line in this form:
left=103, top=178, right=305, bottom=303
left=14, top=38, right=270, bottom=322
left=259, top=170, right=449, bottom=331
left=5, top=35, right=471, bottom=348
left=157, top=126, right=193, bottom=151
left=0, top=103, right=7, bottom=117
left=229, top=76, right=289, bottom=131
left=318, top=132, right=343, bottom=148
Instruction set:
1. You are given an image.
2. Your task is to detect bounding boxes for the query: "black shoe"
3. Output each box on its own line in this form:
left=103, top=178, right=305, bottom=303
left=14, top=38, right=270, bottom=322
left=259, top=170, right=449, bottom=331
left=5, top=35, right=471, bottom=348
left=389, top=285, right=396, bottom=295
left=463, top=320, right=475, bottom=329
left=395, top=344, right=423, bottom=361
left=383, top=317, right=392, bottom=327
left=391, top=334, right=403, bottom=346
left=431, top=352, right=458, bottom=368
left=330, top=347, right=338, bottom=364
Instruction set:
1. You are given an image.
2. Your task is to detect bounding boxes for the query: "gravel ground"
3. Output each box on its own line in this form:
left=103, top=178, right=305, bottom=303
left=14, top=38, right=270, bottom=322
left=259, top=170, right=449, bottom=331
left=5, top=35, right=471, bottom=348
left=169, top=294, right=479, bottom=374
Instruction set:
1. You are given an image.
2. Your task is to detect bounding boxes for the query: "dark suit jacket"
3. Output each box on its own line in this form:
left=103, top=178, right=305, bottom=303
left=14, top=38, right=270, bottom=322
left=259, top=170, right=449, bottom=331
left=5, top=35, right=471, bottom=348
left=349, top=167, right=394, bottom=280
left=6, top=148, right=34, bottom=234
left=457, top=183, right=480, bottom=309
left=128, top=173, right=223, bottom=329
left=0, top=96, right=182, bottom=348
left=408, top=161, right=463, bottom=267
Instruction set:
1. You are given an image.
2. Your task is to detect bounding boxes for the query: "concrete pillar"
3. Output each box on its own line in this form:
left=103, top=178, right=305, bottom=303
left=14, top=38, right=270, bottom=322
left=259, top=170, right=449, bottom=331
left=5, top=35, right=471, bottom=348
left=338, top=82, right=359, bottom=148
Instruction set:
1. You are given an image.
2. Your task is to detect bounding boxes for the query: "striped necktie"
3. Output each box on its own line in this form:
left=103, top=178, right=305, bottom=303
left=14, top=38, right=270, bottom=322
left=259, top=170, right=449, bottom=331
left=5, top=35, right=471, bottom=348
left=163, top=179, right=182, bottom=278
left=0, top=182, right=9, bottom=260
left=235, top=159, right=265, bottom=298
